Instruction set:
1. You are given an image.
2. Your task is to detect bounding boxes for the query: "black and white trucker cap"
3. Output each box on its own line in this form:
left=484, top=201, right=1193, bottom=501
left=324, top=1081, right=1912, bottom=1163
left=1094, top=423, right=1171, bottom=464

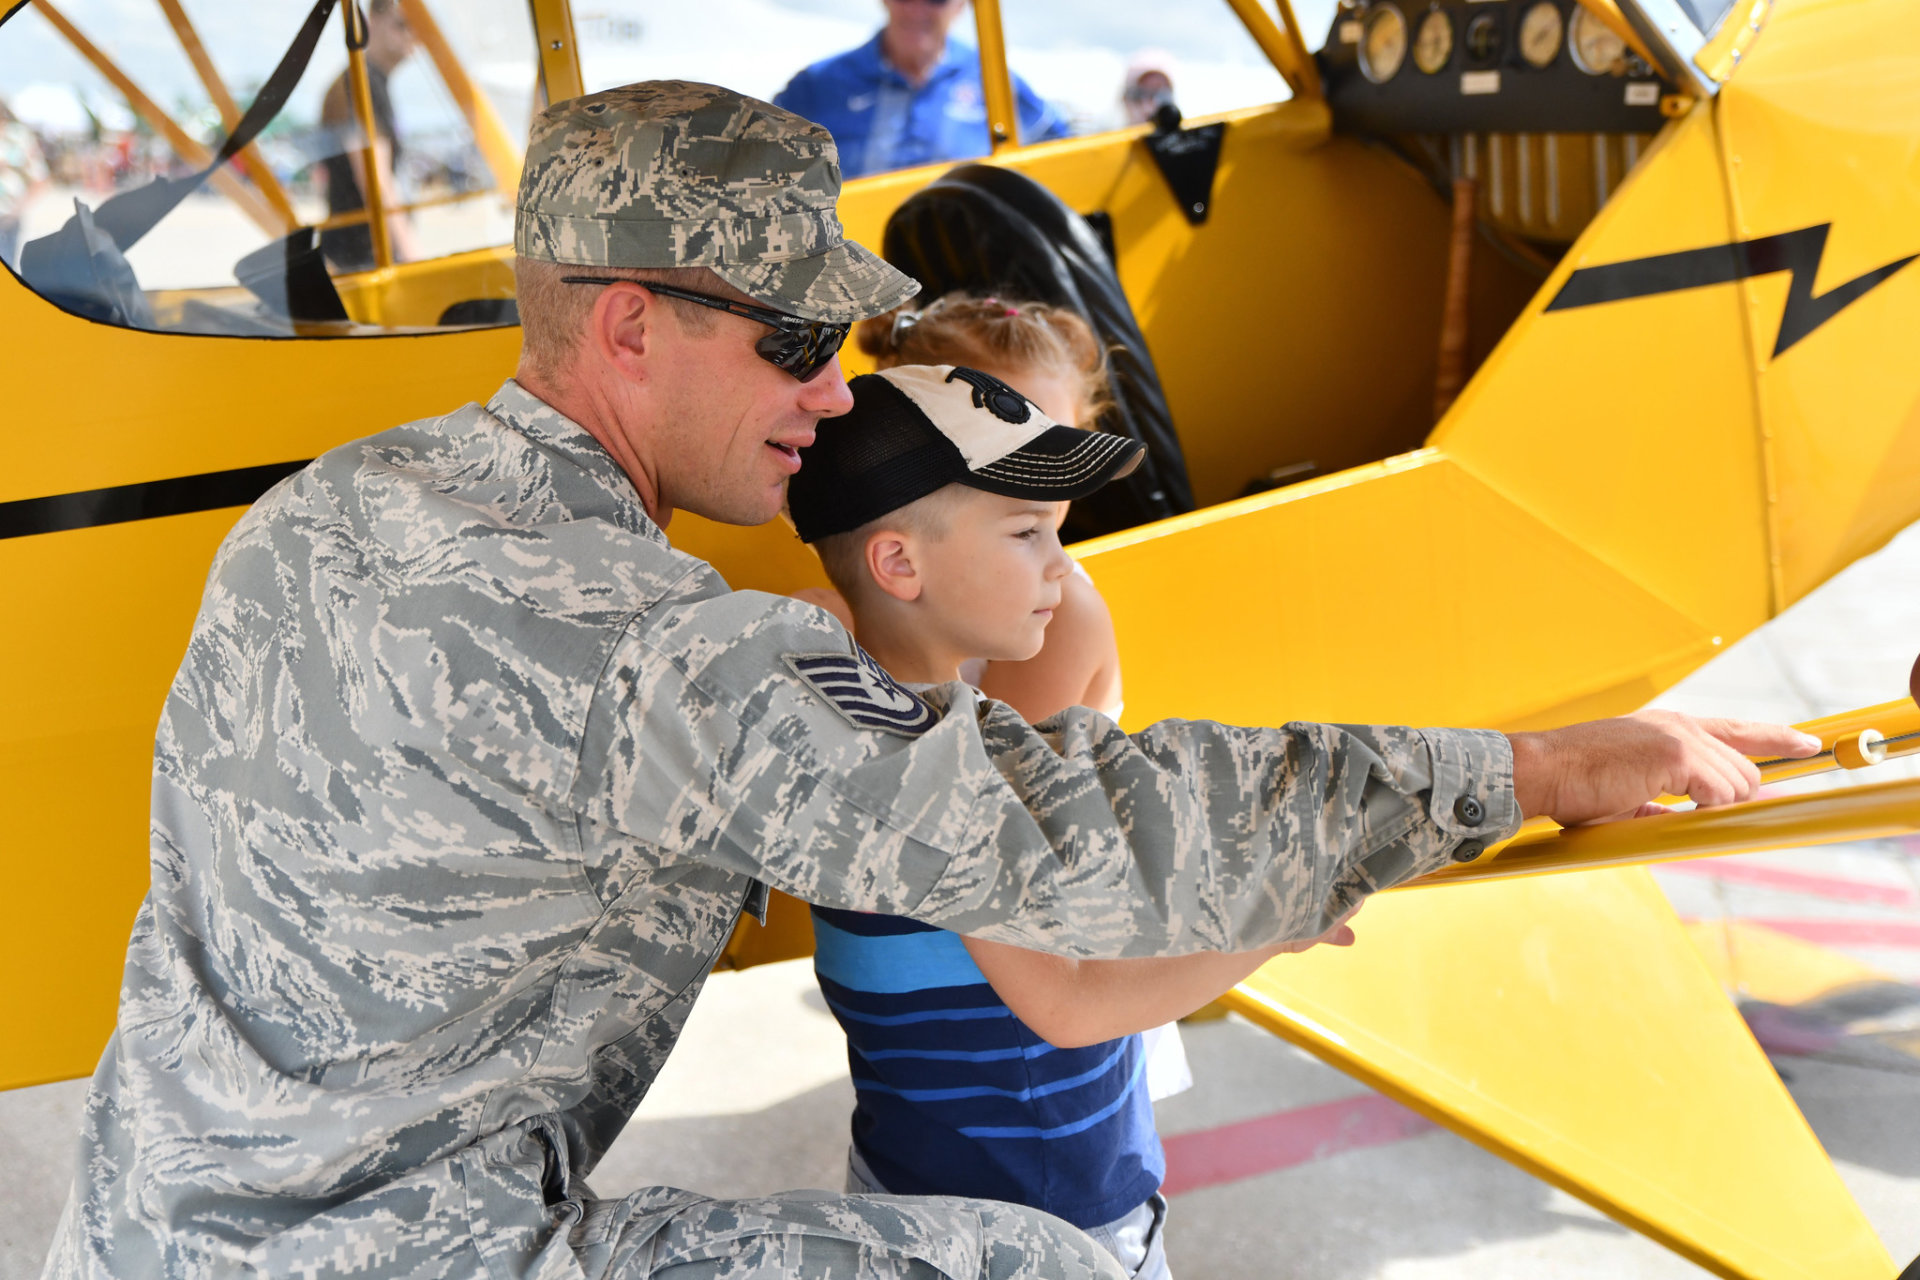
left=787, top=364, right=1146, bottom=543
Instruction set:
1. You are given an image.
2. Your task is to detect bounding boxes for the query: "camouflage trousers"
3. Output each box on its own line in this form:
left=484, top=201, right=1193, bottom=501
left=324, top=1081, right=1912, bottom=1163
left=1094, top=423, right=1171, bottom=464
left=472, top=1117, right=1128, bottom=1280
left=566, top=1186, right=1129, bottom=1279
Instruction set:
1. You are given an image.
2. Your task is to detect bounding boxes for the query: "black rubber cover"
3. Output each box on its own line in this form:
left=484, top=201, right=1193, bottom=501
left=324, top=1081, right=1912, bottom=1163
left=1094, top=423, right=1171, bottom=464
left=880, top=163, right=1194, bottom=544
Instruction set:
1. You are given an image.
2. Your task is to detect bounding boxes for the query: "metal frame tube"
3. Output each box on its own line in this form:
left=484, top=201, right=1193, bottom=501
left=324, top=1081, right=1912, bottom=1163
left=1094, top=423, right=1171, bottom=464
left=1404, top=694, right=1920, bottom=886
left=341, top=0, right=394, bottom=270
left=970, top=0, right=1016, bottom=153
left=528, top=0, right=583, bottom=108
left=1222, top=0, right=1322, bottom=99
left=312, top=185, right=488, bottom=231
left=155, top=0, right=299, bottom=229
left=32, top=0, right=285, bottom=236
left=1408, top=773, right=1920, bottom=889
left=397, top=0, right=523, bottom=193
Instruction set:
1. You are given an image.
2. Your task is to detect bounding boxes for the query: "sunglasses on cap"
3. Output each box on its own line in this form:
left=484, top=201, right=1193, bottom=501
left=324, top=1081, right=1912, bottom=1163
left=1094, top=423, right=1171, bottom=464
left=560, top=277, right=850, bottom=383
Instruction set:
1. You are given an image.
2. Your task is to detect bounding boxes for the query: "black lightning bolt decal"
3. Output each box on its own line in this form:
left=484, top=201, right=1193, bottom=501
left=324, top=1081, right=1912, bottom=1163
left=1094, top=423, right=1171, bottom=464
left=1546, top=223, right=1917, bottom=357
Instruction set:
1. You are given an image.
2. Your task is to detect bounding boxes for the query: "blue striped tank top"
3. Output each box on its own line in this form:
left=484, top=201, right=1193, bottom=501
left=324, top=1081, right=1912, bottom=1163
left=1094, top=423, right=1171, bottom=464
left=811, top=904, right=1164, bottom=1229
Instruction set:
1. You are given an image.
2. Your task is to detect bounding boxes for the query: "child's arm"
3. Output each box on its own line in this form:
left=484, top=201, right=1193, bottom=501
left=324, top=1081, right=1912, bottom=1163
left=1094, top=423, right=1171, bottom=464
left=960, top=913, right=1358, bottom=1048
left=977, top=569, right=1121, bottom=721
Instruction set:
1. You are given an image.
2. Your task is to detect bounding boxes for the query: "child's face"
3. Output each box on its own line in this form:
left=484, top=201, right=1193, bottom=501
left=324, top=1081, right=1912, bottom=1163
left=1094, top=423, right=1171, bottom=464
left=909, top=488, right=1074, bottom=664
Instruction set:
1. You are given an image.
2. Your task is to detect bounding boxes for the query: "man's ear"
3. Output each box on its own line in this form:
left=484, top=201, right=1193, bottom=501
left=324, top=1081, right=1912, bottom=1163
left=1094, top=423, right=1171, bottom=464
left=588, top=282, right=654, bottom=381
left=866, top=530, right=923, bottom=603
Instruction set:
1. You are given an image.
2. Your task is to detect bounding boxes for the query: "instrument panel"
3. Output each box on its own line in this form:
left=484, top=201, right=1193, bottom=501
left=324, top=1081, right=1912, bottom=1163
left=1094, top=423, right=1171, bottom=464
left=1321, top=0, right=1677, bottom=134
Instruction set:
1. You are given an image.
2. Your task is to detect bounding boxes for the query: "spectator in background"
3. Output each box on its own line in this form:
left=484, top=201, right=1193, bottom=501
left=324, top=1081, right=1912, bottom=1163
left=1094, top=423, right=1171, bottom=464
left=320, top=0, right=419, bottom=270
left=775, top=0, right=1070, bottom=179
left=0, top=97, right=50, bottom=272
left=1120, top=50, right=1177, bottom=126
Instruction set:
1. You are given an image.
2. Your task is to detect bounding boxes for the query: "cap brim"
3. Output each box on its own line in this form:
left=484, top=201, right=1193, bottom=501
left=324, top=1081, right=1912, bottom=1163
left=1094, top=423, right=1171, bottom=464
left=964, top=426, right=1146, bottom=501
left=712, top=238, right=920, bottom=324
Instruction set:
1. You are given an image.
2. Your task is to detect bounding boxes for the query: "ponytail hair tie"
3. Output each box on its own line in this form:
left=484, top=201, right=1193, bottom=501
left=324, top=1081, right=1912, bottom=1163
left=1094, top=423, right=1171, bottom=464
left=888, top=308, right=921, bottom=349
left=983, top=295, right=1021, bottom=317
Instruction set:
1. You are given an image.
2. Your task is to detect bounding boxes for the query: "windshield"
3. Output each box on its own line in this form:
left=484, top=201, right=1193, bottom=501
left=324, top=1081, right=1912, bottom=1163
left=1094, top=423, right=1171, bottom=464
left=0, top=0, right=535, bottom=333
left=573, top=1, right=1303, bottom=183
left=0, top=0, right=1320, bottom=335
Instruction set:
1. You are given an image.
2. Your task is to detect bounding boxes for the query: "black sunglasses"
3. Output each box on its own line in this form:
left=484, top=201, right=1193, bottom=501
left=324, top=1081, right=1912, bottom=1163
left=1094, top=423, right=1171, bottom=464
left=560, top=276, right=849, bottom=383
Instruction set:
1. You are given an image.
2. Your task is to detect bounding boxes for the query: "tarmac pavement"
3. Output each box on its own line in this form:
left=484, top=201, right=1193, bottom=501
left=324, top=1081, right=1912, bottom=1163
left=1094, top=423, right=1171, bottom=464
left=5, top=524, right=1919, bottom=1278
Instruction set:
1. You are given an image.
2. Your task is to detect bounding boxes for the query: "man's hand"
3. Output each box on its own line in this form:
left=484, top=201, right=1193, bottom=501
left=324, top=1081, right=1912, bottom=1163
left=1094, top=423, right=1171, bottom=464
left=1509, top=710, right=1822, bottom=827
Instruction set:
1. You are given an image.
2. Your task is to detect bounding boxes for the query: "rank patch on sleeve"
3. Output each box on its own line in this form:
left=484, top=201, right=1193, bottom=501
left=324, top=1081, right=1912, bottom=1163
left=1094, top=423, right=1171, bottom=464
left=785, top=648, right=940, bottom=737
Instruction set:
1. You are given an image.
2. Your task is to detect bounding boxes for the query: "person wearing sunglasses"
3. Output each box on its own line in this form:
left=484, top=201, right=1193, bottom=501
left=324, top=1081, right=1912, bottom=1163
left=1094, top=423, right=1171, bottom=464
left=43, top=79, right=1823, bottom=1280
left=557, top=275, right=850, bottom=384
left=774, top=0, right=1071, bottom=178
left=1120, top=50, right=1178, bottom=127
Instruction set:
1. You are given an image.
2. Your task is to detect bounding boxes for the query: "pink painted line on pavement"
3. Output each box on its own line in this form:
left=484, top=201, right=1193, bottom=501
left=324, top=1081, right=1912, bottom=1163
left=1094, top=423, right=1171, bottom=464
left=1657, top=859, right=1917, bottom=907
left=1738, top=917, right=1920, bottom=949
left=1161, top=1093, right=1437, bottom=1197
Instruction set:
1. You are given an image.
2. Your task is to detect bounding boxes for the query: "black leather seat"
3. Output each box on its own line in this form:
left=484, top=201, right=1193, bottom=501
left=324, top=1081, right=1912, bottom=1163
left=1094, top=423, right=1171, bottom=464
left=881, top=164, right=1194, bottom=544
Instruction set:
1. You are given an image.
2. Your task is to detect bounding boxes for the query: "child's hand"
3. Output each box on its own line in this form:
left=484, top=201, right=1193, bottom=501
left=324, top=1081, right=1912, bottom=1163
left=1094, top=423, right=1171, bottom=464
left=1269, top=904, right=1361, bottom=957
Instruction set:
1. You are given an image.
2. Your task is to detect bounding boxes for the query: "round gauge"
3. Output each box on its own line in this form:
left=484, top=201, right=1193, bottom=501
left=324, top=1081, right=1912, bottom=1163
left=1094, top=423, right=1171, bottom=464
left=1413, top=9, right=1454, bottom=74
left=1359, top=4, right=1410, bottom=83
left=1568, top=5, right=1627, bottom=75
left=1518, top=1, right=1563, bottom=68
left=1464, top=12, right=1504, bottom=64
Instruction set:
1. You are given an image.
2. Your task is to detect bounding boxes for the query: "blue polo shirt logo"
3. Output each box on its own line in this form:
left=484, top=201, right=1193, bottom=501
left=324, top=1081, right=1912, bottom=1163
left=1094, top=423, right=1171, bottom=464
left=945, top=82, right=985, bottom=122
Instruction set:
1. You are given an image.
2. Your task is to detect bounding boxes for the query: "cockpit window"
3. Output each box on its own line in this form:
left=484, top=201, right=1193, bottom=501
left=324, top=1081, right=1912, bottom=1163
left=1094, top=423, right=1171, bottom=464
left=570, top=2, right=1304, bottom=185
left=576, top=1, right=1033, bottom=182
left=998, top=0, right=1297, bottom=129
left=1282, top=0, right=1343, bottom=54
left=0, top=0, right=1325, bottom=337
left=1672, top=0, right=1737, bottom=35
left=0, top=0, right=535, bottom=336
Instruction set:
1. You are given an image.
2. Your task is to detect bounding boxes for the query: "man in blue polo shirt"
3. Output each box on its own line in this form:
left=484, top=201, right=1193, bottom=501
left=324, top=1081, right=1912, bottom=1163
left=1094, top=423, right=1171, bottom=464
left=775, top=0, right=1071, bottom=178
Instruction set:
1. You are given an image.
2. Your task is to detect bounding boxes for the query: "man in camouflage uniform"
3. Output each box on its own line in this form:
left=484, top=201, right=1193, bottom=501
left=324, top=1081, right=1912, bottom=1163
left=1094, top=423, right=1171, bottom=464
left=43, top=82, right=1815, bottom=1280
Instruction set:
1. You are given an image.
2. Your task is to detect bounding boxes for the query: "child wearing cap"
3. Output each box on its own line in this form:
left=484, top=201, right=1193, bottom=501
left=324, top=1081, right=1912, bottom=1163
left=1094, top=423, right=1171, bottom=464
left=798, top=292, right=1126, bottom=721
left=786, top=364, right=1324, bottom=1279
left=806, top=291, right=1193, bottom=1128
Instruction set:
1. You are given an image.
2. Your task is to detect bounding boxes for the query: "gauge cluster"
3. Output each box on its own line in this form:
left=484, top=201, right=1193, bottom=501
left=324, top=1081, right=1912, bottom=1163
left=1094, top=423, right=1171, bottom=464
left=1322, top=0, right=1674, bottom=134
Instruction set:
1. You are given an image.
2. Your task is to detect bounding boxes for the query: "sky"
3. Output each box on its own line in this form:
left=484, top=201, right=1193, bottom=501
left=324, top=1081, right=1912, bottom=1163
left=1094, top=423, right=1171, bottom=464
left=0, top=0, right=1342, bottom=144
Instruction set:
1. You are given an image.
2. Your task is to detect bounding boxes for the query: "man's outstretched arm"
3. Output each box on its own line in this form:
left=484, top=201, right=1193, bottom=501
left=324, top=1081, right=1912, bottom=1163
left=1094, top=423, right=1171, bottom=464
left=952, top=711, right=1811, bottom=1044
left=578, top=589, right=1818, bottom=960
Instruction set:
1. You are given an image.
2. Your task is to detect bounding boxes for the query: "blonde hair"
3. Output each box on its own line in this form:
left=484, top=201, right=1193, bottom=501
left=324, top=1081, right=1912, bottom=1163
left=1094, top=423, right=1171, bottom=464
left=812, top=484, right=971, bottom=605
left=513, top=258, right=721, bottom=383
left=856, top=293, right=1113, bottom=427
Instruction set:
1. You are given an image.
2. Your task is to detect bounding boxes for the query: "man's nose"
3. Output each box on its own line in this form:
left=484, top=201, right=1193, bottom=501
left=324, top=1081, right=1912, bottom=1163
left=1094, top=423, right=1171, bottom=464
left=799, top=355, right=856, bottom=417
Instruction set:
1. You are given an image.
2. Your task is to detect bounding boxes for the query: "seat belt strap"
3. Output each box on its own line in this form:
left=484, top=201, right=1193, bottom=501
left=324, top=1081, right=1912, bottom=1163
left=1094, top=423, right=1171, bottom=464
left=89, top=0, right=342, bottom=253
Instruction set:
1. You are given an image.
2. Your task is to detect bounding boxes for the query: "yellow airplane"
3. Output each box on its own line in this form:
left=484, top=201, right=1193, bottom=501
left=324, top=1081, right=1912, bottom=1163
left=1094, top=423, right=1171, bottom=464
left=1, top=0, right=1917, bottom=1276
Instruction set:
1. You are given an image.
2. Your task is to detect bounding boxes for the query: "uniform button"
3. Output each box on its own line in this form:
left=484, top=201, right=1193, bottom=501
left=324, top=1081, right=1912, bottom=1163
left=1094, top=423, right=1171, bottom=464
left=1452, top=840, right=1485, bottom=863
left=1453, top=795, right=1486, bottom=827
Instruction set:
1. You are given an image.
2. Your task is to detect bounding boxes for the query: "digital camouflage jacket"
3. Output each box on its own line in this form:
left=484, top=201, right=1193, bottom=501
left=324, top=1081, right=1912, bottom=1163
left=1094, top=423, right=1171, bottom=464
left=45, top=380, right=1518, bottom=1279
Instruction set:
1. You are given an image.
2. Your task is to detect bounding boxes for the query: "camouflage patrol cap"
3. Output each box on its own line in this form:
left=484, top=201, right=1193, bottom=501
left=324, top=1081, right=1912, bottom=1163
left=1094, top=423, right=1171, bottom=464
left=516, top=81, right=920, bottom=324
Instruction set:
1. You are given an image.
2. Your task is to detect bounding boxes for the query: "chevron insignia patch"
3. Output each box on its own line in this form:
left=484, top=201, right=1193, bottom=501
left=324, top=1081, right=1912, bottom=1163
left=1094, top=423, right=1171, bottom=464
left=786, top=648, right=941, bottom=737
